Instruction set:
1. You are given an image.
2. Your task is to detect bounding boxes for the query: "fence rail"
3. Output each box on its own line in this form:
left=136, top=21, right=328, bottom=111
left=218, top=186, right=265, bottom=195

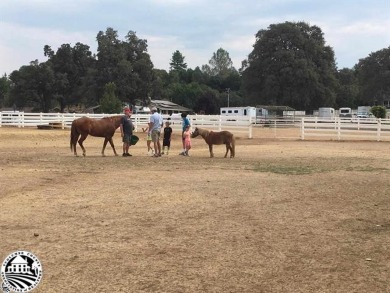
left=301, top=117, right=390, bottom=141
left=1, top=112, right=390, bottom=141
left=0, top=112, right=254, bottom=138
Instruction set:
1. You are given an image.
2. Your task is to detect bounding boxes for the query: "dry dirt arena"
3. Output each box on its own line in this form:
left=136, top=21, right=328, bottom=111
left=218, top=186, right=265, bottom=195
left=0, top=126, right=389, bottom=293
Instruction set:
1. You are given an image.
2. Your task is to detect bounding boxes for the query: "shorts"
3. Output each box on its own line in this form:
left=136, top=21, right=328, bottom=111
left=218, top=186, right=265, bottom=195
left=151, top=130, right=160, bottom=142
left=163, top=139, right=170, bottom=147
left=123, top=134, right=132, bottom=144
left=146, top=134, right=152, bottom=141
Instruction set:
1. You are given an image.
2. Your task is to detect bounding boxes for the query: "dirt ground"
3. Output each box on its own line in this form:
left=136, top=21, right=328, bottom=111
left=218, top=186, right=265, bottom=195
left=0, top=126, right=389, bottom=293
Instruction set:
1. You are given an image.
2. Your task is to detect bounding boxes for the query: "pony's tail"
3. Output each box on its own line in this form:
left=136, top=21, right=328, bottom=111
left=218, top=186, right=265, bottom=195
left=231, top=135, right=236, bottom=158
left=70, top=122, right=78, bottom=153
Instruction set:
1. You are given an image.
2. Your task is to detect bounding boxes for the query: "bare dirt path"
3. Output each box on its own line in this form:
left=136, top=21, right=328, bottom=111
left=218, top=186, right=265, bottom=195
left=0, top=127, right=389, bottom=292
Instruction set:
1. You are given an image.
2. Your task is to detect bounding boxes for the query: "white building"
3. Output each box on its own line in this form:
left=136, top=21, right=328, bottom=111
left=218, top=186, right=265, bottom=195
left=7, top=255, right=31, bottom=274
left=220, top=107, right=256, bottom=118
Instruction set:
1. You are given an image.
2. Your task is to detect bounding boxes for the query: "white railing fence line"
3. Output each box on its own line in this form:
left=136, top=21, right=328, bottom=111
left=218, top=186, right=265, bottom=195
left=300, top=117, right=390, bottom=141
left=2, top=112, right=390, bottom=141
left=0, top=112, right=254, bottom=138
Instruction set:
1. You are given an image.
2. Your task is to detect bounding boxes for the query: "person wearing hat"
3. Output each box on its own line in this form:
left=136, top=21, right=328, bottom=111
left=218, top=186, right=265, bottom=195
left=149, top=107, right=163, bottom=157
left=120, top=107, right=135, bottom=157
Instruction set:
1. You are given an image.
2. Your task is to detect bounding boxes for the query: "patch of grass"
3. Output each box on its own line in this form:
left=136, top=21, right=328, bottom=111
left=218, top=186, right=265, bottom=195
left=253, top=164, right=318, bottom=175
left=346, top=166, right=390, bottom=172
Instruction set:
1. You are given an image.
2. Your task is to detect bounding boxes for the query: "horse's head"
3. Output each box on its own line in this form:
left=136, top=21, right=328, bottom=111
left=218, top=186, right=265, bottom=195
left=191, top=127, right=200, bottom=138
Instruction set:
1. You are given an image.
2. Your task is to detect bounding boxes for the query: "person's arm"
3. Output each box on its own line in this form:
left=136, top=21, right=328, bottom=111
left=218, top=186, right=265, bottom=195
left=120, top=117, right=124, bottom=137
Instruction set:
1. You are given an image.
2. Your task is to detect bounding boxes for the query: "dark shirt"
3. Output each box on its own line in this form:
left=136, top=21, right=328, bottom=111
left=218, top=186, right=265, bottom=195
left=163, top=127, right=173, bottom=140
left=121, top=115, right=134, bottom=135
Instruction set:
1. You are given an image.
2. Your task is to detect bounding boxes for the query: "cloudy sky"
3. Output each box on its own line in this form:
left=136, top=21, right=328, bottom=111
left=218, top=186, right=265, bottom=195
left=0, top=0, right=389, bottom=75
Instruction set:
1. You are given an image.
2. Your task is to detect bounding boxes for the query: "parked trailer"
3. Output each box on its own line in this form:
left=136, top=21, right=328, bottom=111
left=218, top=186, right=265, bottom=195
left=318, top=107, right=335, bottom=120
left=339, top=107, right=352, bottom=118
left=220, top=107, right=256, bottom=119
left=357, top=106, right=371, bottom=118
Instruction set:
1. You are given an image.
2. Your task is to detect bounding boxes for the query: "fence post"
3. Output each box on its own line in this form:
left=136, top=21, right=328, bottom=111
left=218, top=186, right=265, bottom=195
left=218, top=116, right=222, bottom=131
left=248, top=116, right=252, bottom=138
left=337, top=118, right=341, bottom=140
left=61, top=113, right=65, bottom=129
left=377, top=118, right=381, bottom=141
left=0, top=112, right=2, bottom=128
left=18, top=112, right=22, bottom=128
left=300, top=117, right=305, bottom=140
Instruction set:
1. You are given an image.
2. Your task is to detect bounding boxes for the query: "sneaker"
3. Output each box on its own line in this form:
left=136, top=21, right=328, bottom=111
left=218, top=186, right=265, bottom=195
left=122, top=153, right=127, bottom=157
left=162, top=152, right=165, bottom=155
left=126, top=153, right=132, bottom=157
left=179, top=152, right=185, bottom=156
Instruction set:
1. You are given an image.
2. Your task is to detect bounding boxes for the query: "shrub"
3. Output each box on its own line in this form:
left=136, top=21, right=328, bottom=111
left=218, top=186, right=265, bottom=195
left=371, top=106, right=387, bottom=119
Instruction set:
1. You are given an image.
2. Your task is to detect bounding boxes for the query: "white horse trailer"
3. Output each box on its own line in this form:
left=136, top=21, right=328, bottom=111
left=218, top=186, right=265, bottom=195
left=318, top=107, right=335, bottom=120
left=220, top=107, right=256, bottom=119
left=339, top=107, right=352, bottom=118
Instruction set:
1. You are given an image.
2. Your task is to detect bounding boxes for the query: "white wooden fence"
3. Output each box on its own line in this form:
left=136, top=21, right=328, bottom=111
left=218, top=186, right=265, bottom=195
left=0, top=112, right=254, bottom=138
left=1, top=112, right=390, bottom=141
left=301, top=117, right=390, bottom=141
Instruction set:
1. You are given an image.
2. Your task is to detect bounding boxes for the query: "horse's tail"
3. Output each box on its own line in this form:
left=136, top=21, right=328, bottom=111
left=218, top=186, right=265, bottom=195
left=70, top=121, right=78, bottom=153
left=231, top=134, right=236, bottom=158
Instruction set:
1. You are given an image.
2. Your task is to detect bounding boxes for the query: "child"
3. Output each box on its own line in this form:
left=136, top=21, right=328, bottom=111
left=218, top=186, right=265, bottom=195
left=142, top=123, right=153, bottom=155
left=162, top=121, right=173, bottom=155
left=182, top=124, right=192, bottom=156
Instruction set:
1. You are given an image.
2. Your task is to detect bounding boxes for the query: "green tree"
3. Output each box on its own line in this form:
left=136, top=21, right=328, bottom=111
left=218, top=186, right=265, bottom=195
left=9, top=60, right=55, bottom=112
left=335, top=68, right=359, bottom=108
left=241, top=21, right=338, bottom=110
left=0, top=74, right=11, bottom=107
left=45, top=42, right=96, bottom=111
left=99, top=82, right=122, bottom=113
left=355, top=47, right=390, bottom=106
left=371, top=105, right=387, bottom=118
left=96, top=28, right=154, bottom=105
left=202, top=48, right=234, bottom=77
left=170, top=50, right=187, bottom=71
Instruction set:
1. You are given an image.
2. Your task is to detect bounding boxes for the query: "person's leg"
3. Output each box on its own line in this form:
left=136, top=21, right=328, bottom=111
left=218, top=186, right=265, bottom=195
left=151, top=131, right=158, bottom=156
left=126, top=143, right=131, bottom=156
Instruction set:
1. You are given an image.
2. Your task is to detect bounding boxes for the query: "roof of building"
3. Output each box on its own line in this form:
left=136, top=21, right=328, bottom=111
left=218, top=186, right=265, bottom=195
left=150, top=99, right=192, bottom=113
left=256, top=105, right=296, bottom=111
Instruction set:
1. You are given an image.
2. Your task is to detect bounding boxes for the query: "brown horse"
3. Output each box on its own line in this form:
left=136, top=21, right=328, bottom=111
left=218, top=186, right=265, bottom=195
left=191, top=127, right=235, bottom=158
left=70, top=115, right=123, bottom=156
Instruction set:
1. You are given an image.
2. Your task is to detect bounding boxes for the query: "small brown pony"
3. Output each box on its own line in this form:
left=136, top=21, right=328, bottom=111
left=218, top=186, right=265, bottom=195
left=191, top=127, right=235, bottom=158
left=70, top=115, right=123, bottom=156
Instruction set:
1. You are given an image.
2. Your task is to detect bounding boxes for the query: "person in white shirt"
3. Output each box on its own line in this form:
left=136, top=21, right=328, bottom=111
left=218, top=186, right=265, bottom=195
left=149, top=107, right=163, bottom=157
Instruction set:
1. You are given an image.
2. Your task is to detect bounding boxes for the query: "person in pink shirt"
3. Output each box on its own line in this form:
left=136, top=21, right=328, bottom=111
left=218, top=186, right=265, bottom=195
left=182, top=125, right=192, bottom=156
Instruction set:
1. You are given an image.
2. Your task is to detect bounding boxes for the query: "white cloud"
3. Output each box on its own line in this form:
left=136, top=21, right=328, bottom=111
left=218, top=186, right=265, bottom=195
left=0, top=22, right=96, bottom=74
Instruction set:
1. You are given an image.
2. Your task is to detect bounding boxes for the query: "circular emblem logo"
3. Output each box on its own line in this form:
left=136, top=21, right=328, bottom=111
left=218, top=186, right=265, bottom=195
left=1, top=251, right=42, bottom=292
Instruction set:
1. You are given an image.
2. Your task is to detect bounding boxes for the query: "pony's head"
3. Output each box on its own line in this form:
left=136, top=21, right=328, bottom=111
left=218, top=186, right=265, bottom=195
left=191, top=127, right=200, bottom=138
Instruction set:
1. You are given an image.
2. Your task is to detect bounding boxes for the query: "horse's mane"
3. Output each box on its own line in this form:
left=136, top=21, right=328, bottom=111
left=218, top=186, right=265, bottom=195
left=196, top=127, right=210, bottom=137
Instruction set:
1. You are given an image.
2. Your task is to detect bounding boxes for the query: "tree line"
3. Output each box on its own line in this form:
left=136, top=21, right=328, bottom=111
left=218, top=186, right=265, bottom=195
left=0, top=22, right=389, bottom=114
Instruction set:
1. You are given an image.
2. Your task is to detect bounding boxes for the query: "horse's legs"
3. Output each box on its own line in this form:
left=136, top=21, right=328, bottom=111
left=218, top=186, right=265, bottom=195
left=78, top=134, right=88, bottom=157
left=108, top=137, right=118, bottom=156
left=224, top=143, right=229, bottom=158
left=101, top=138, right=109, bottom=157
left=73, top=135, right=80, bottom=156
left=209, top=144, right=214, bottom=158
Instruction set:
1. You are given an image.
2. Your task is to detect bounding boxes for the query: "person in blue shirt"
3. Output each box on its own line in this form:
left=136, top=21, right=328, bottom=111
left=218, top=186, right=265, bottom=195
left=180, top=112, right=190, bottom=155
left=149, top=107, right=163, bottom=157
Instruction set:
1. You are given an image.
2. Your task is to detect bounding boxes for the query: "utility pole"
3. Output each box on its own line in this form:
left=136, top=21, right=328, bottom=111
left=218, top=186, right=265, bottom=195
left=226, top=88, right=230, bottom=107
